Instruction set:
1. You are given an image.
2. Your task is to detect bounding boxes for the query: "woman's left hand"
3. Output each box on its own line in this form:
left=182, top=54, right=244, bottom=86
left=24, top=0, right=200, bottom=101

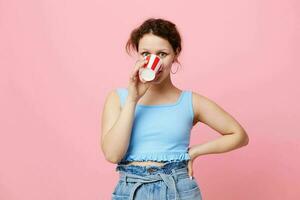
left=187, top=159, right=194, bottom=178
left=187, top=147, right=196, bottom=178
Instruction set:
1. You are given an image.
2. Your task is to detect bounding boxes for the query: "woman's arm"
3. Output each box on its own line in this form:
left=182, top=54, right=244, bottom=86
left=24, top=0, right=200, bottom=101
left=189, top=92, right=249, bottom=159
left=100, top=90, right=137, bottom=164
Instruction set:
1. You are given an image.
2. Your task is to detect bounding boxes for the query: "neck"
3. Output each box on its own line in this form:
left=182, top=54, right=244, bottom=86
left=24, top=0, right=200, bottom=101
left=146, top=74, right=176, bottom=95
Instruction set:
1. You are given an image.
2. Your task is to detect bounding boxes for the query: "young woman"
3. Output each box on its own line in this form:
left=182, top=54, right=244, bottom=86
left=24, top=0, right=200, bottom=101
left=101, top=18, right=249, bottom=200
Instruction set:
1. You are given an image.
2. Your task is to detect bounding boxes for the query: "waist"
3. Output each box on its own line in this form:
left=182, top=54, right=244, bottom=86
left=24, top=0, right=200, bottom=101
left=118, top=151, right=191, bottom=165
left=119, top=166, right=190, bottom=182
left=116, top=160, right=188, bottom=175
left=122, top=161, right=167, bottom=167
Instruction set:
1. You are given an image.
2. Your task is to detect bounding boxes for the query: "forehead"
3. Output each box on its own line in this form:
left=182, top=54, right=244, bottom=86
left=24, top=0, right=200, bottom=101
left=138, top=34, right=172, bottom=51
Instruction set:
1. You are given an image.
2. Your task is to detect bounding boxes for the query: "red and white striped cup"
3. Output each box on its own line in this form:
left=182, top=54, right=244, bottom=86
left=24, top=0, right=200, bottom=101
left=139, top=54, right=162, bottom=82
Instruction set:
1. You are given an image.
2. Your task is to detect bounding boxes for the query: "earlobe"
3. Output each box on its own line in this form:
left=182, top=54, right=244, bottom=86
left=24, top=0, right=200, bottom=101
left=173, top=56, right=179, bottom=64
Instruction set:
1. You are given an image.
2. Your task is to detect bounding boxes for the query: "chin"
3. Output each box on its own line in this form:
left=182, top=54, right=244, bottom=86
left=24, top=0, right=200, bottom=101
left=151, top=81, right=161, bottom=85
left=150, top=71, right=169, bottom=83
left=151, top=77, right=164, bottom=84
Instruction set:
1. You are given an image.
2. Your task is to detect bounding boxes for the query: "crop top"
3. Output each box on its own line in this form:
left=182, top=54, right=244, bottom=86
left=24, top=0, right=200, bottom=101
left=115, top=87, right=195, bottom=165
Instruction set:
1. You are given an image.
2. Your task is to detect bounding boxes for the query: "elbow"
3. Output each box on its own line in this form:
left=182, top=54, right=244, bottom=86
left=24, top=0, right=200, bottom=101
left=233, top=130, right=249, bottom=147
left=242, top=137, right=249, bottom=146
left=104, top=155, right=120, bottom=164
left=240, top=132, right=249, bottom=146
left=101, top=143, right=119, bottom=164
left=102, top=149, right=123, bottom=164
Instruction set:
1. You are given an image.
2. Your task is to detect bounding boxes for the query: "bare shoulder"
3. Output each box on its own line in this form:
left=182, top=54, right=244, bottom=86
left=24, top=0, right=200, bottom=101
left=103, top=89, right=121, bottom=110
left=191, top=91, right=208, bottom=124
left=191, top=91, right=246, bottom=135
left=191, top=90, right=226, bottom=124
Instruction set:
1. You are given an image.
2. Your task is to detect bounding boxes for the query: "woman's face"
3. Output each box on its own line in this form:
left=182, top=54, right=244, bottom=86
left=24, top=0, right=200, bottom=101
left=137, top=33, right=177, bottom=83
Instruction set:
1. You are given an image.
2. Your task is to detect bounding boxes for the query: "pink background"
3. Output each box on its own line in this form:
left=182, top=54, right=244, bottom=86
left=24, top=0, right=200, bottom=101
left=1, top=0, right=299, bottom=199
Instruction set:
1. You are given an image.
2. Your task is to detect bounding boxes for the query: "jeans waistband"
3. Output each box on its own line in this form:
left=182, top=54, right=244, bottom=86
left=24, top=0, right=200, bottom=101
left=115, top=160, right=188, bottom=175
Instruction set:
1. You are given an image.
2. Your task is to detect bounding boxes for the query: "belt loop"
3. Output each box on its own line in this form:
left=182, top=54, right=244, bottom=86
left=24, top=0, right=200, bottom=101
left=171, top=169, right=178, bottom=182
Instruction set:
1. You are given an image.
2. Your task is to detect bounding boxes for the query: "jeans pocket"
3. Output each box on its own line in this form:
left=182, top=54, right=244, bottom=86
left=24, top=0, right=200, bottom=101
left=112, top=180, right=130, bottom=200
left=168, top=177, right=202, bottom=200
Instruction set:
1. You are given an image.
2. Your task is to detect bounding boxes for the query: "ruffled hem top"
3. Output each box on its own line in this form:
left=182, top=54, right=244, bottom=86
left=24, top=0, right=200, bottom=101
left=115, top=88, right=196, bottom=166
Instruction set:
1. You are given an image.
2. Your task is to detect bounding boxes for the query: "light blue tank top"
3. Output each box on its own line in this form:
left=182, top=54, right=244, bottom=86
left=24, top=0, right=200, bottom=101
left=116, top=88, right=195, bottom=165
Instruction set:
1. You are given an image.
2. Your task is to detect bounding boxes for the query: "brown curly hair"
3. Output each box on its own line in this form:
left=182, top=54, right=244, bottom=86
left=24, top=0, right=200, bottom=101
left=125, top=18, right=182, bottom=64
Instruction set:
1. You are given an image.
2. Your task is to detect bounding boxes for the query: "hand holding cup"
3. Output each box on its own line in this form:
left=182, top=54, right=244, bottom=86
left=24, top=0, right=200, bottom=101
left=127, top=57, right=153, bottom=103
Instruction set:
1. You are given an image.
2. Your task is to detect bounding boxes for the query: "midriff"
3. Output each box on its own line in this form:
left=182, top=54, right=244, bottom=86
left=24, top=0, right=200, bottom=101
left=124, top=161, right=167, bottom=167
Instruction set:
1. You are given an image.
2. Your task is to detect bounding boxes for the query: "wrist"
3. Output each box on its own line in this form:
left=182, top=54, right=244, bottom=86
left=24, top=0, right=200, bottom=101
left=188, top=146, right=197, bottom=160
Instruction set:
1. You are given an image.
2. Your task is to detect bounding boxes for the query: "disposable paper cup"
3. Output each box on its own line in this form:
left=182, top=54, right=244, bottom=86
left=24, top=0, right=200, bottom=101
left=139, top=54, right=162, bottom=81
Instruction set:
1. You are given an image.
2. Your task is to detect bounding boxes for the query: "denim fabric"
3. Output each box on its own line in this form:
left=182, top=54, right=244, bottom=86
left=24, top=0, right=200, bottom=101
left=112, top=160, right=202, bottom=200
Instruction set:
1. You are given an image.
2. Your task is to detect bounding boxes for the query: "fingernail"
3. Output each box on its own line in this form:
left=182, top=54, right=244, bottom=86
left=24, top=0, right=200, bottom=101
left=189, top=176, right=193, bottom=180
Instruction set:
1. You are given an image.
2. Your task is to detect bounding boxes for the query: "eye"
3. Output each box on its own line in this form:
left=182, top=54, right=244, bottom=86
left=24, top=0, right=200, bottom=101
left=158, top=52, right=168, bottom=57
left=140, top=52, right=168, bottom=57
left=141, top=52, right=149, bottom=57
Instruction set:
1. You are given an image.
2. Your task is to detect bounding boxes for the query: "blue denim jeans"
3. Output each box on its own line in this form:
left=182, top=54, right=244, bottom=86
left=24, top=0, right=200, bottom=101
left=112, top=160, right=202, bottom=200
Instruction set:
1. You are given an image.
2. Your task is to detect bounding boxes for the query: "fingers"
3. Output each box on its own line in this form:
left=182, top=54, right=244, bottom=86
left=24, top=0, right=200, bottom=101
left=131, top=59, right=148, bottom=82
left=188, top=160, right=194, bottom=179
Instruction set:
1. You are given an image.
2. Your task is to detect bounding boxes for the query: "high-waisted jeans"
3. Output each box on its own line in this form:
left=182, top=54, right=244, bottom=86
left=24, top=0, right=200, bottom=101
left=112, top=160, right=202, bottom=200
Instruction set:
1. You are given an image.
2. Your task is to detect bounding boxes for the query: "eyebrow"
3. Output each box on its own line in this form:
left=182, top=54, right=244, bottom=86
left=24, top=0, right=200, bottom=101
left=140, top=48, right=169, bottom=51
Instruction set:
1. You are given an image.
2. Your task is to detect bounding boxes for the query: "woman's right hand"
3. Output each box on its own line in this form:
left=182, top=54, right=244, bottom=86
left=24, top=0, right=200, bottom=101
left=127, top=58, right=153, bottom=103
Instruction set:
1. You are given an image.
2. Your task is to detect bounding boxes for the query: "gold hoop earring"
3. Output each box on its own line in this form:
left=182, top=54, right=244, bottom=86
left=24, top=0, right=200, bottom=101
left=171, top=63, right=180, bottom=74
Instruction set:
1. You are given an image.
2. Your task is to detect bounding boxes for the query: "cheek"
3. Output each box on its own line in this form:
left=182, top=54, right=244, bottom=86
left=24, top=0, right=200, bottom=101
left=159, top=65, right=170, bottom=75
left=161, top=60, right=171, bottom=68
left=139, top=55, right=146, bottom=60
left=162, top=57, right=173, bottom=66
